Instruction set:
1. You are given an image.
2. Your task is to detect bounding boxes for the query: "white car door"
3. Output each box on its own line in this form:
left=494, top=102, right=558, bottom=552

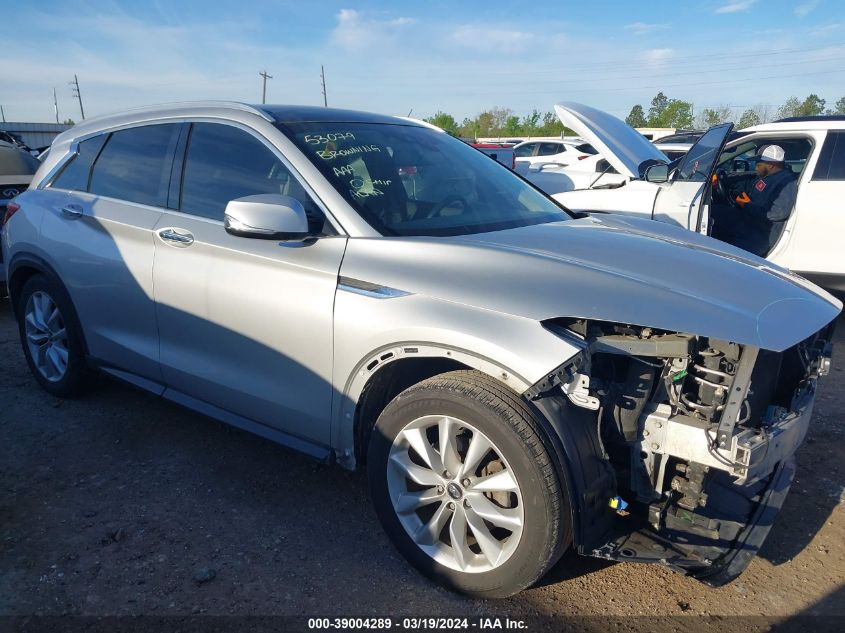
left=652, top=124, right=733, bottom=231
left=770, top=130, right=845, bottom=284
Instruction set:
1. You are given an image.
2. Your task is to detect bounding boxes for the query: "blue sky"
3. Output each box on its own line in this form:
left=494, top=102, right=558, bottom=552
left=3, top=0, right=844, bottom=123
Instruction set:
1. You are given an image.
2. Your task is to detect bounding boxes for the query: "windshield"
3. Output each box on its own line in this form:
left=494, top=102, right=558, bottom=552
left=277, top=122, right=570, bottom=237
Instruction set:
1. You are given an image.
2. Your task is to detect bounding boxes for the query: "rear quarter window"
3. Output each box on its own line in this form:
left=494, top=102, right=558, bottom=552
left=50, top=135, right=107, bottom=192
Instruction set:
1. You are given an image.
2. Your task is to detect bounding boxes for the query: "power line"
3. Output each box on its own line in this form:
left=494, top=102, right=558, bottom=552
left=327, top=53, right=845, bottom=93
left=333, top=41, right=845, bottom=83
left=259, top=70, right=273, bottom=105
left=320, top=65, right=327, bottom=107
left=70, top=74, right=85, bottom=120
left=329, top=66, right=845, bottom=99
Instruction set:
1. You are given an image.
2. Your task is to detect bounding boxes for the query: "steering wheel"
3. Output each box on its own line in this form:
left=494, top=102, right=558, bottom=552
left=426, top=195, right=470, bottom=219
left=713, top=168, right=736, bottom=207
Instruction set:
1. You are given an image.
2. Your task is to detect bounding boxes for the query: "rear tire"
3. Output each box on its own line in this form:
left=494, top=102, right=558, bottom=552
left=15, top=274, right=91, bottom=398
left=367, top=370, right=570, bottom=597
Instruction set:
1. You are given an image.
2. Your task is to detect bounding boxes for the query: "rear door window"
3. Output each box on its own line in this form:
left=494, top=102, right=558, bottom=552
left=513, top=143, right=536, bottom=158
left=51, top=135, right=107, bottom=192
left=538, top=143, right=563, bottom=156
left=813, top=132, right=845, bottom=180
left=89, top=124, right=180, bottom=206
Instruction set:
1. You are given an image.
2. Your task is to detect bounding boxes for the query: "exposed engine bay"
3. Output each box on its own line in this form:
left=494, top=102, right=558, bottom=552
left=531, top=318, right=835, bottom=585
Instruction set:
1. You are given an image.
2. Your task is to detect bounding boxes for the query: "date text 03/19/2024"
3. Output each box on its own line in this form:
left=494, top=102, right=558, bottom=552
left=307, top=617, right=528, bottom=630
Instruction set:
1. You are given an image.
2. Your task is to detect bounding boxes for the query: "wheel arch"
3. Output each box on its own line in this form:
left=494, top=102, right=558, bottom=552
left=334, top=343, right=534, bottom=470
left=8, top=253, right=90, bottom=356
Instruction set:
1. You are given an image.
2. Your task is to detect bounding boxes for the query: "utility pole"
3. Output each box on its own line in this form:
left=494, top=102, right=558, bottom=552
left=259, top=70, right=272, bottom=104
left=320, top=65, right=327, bottom=107
left=53, top=88, right=59, bottom=124
left=0, top=105, right=5, bottom=123
left=70, top=74, right=85, bottom=120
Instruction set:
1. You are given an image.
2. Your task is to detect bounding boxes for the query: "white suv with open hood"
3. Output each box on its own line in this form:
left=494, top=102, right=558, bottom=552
left=548, top=103, right=845, bottom=291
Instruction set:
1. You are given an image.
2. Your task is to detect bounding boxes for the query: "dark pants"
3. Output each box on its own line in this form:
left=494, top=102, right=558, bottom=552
left=711, top=204, right=770, bottom=257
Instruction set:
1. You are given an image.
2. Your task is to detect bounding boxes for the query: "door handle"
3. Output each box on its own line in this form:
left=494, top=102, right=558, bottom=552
left=158, top=228, right=194, bottom=246
left=61, top=204, right=83, bottom=219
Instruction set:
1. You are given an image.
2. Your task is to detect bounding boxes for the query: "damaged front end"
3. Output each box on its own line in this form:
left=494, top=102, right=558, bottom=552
left=528, top=318, right=836, bottom=585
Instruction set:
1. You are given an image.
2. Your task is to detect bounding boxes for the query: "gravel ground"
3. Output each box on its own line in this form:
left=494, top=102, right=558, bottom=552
left=0, top=298, right=842, bottom=625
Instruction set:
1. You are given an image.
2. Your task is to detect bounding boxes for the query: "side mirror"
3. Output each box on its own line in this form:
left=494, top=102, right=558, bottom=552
left=644, top=163, right=669, bottom=183
left=224, top=194, right=310, bottom=241
left=732, top=159, right=750, bottom=172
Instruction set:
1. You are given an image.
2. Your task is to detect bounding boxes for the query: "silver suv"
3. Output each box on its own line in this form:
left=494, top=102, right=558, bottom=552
left=3, top=102, right=841, bottom=597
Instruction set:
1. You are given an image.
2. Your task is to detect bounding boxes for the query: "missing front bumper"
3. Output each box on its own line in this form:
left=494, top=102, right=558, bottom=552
left=591, top=456, right=796, bottom=586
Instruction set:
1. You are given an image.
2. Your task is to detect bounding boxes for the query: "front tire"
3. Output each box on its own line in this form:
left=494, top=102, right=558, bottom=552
left=367, top=370, right=570, bottom=597
left=15, top=274, right=91, bottom=398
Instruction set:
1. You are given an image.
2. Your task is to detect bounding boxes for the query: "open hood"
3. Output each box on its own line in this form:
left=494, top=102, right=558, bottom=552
left=554, top=102, right=668, bottom=179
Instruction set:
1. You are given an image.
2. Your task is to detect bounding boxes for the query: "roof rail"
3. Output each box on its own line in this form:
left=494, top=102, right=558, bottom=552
left=774, top=115, right=845, bottom=123
left=123, top=101, right=276, bottom=122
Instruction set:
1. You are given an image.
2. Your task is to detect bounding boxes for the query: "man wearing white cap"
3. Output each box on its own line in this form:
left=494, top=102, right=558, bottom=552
left=715, top=144, right=798, bottom=257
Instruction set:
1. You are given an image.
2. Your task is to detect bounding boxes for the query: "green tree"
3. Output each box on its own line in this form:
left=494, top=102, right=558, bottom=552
left=738, top=109, right=761, bottom=129
left=503, top=115, right=522, bottom=136
left=521, top=109, right=542, bottom=136
left=476, top=111, right=495, bottom=136
left=777, top=96, right=802, bottom=119
left=833, top=96, right=845, bottom=115
left=698, top=108, right=721, bottom=127
left=62, top=118, right=75, bottom=125
left=664, top=100, right=693, bottom=128
left=625, top=104, right=647, bottom=127
left=488, top=107, right=513, bottom=135
left=696, top=106, right=732, bottom=128
left=799, top=94, right=825, bottom=116
left=458, top=117, right=479, bottom=139
left=425, top=111, right=458, bottom=135
left=647, top=92, right=669, bottom=125
left=539, top=110, right=565, bottom=136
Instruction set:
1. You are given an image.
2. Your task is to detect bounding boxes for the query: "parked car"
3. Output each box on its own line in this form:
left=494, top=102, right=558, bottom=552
left=520, top=152, right=621, bottom=193
left=653, top=130, right=704, bottom=145
left=1, top=141, right=41, bottom=295
left=470, top=142, right=516, bottom=169
left=552, top=104, right=845, bottom=291
left=4, top=102, right=840, bottom=597
left=522, top=140, right=692, bottom=196
left=513, top=139, right=597, bottom=166
left=654, top=142, right=693, bottom=162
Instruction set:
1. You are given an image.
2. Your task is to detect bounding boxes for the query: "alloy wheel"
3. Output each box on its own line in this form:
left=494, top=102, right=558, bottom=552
left=24, top=291, right=69, bottom=382
left=387, top=415, right=524, bottom=573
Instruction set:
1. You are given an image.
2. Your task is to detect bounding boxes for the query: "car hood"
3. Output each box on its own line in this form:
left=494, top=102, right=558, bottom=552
left=341, top=215, right=841, bottom=352
left=554, top=102, right=668, bottom=179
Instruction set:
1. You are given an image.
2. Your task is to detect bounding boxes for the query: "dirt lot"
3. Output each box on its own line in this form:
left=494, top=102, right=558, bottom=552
left=0, top=298, right=843, bottom=626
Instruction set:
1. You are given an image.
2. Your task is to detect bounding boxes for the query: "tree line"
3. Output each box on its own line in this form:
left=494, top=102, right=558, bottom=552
left=625, top=92, right=845, bottom=130
left=425, top=93, right=845, bottom=139
left=426, top=108, right=575, bottom=139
